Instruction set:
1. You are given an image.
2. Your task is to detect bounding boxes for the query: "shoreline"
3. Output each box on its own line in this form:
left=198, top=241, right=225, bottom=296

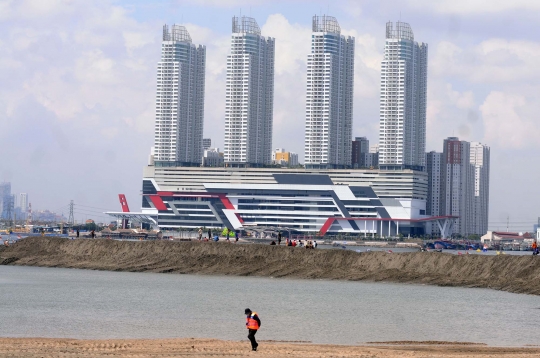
left=3, top=237, right=540, bottom=296
left=1, top=337, right=539, bottom=357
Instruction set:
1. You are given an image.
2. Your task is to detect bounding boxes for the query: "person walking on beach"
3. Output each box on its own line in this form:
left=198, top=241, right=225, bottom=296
left=235, top=230, right=239, bottom=243
left=198, top=228, right=202, bottom=240
left=277, top=232, right=282, bottom=245
left=533, top=240, right=538, bottom=256
left=245, top=308, right=261, bottom=351
left=208, top=228, right=212, bottom=240
left=76, top=229, right=79, bottom=238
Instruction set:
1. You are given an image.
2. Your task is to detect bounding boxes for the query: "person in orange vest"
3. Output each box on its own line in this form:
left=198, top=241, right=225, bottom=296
left=245, top=308, right=261, bottom=351
left=532, top=241, right=538, bottom=256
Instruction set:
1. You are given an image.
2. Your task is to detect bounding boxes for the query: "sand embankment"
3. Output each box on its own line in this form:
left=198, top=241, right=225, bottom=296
left=2, top=237, right=540, bottom=295
left=1, top=337, right=540, bottom=357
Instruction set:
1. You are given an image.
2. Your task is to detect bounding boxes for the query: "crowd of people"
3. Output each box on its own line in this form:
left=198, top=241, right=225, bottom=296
left=196, top=227, right=317, bottom=248
left=270, top=237, right=317, bottom=248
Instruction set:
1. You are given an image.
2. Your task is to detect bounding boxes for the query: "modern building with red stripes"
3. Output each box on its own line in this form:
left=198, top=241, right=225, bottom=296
left=107, top=166, right=455, bottom=238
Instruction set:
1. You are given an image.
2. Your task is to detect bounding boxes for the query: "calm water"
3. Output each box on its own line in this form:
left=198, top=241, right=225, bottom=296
left=0, top=266, right=539, bottom=346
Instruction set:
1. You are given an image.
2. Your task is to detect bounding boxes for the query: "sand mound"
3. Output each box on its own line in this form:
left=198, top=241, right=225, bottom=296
left=2, top=237, right=540, bottom=295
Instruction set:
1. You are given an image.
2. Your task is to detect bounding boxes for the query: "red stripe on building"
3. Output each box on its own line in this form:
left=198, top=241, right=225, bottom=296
left=235, top=213, right=244, bottom=224
left=219, top=195, right=235, bottom=210
left=149, top=195, right=168, bottom=211
left=118, top=194, right=130, bottom=213
left=319, top=218, right=335, bottom=236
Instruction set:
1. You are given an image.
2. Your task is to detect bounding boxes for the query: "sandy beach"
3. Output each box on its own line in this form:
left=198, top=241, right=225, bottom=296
left=1, top=338, right=540, bottom=358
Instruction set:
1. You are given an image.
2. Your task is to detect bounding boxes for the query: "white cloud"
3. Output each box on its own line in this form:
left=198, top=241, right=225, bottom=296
left=432, top=38, right=540, bottom=84
left=407, top=0, right=540, bottom=14
left=181, top=0, right=279, bottom=7
left=480, top=91, right=539, bottom=149
left=261, top=13, right=310, bottom=154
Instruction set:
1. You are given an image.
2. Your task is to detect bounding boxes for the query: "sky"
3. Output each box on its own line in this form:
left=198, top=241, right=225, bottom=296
left=0, top=0, right=539, bottom=230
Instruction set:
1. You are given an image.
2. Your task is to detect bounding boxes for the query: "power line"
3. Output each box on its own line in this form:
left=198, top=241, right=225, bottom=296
left=75, top=204, right=112, bottom=211
left=73, top=206, right=107, bottom=214
left=72, top=211, right=112, bottom=221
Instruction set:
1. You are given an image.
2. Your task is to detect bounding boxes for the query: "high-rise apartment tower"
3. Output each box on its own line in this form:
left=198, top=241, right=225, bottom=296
left=19, top=193, right=28, bottom=214
left=304, top=15, right=354, bottom=169
left=379, top=22, right=427, bottom=170
left=425, top=151, right=443, bottom=234
left=153, top=24, right=206, bottom=167
left=224, top=16, right=275, bottom=167
left=0, top=182, right=11, bottom=219
left=351, top=137, right=369, bottom=168
left=470, top=142, right=490, bottom=235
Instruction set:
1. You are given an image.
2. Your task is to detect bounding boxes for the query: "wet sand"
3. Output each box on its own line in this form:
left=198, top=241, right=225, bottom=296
left=1, top=338, right=539, bottom=357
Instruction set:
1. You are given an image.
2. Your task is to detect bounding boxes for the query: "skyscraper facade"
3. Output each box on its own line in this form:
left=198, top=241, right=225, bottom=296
left=426, top=138, right=490, bottom=237
left=470, top=142, right=490, bottom=235
left=379, top=21, right=427, bottom=170
left=425, top=151, right=442, bottom=234
left=19, top=193, right=28, bottom=213
left=202, top=138, right=212, bottom=151
left=351, top=137, right=369, bottom=168
left=0, top=182, right=11, bottom=219
left=224, top=16, right=275, bottom=166
left=441, top=137, right=473, bottom=236
left=153, top=24, right=206, bottom=167
left=18, top=193, right=28, bottom=220
left=304, top=15, right=354, bottom=169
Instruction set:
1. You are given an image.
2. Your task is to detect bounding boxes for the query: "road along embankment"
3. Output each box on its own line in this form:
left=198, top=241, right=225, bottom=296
left=2, top=237, right=540, bottom=295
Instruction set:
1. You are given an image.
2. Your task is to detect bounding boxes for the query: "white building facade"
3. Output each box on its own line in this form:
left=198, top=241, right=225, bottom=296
left=304, top=15, right=354, bottom=169
left=470, top=142, right=490, bottom=235
left=202, top=148, right=224, bottom=167
left=224, top=16, right=275, bottom=167
left=425, top=151, right=442, bottom=234
left=379, top=22, right=427, bottom=171
left=19, top=193, right=28, bottom=215
left=153, top=25, right=206, bottom=167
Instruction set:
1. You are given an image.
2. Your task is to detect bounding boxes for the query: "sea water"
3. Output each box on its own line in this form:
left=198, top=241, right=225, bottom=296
left=0, top=265, right=538, bottom=346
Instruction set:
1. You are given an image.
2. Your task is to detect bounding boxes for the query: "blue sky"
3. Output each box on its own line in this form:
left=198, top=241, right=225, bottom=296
left=1, top=0, right=539, bottom=230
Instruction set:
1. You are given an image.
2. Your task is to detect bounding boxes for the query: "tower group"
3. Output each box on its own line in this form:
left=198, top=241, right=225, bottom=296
left=148, top=15, right=490, bottom=236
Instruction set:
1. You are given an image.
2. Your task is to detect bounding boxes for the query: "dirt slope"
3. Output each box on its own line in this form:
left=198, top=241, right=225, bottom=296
left=2, top=237, right=540, bottom=295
